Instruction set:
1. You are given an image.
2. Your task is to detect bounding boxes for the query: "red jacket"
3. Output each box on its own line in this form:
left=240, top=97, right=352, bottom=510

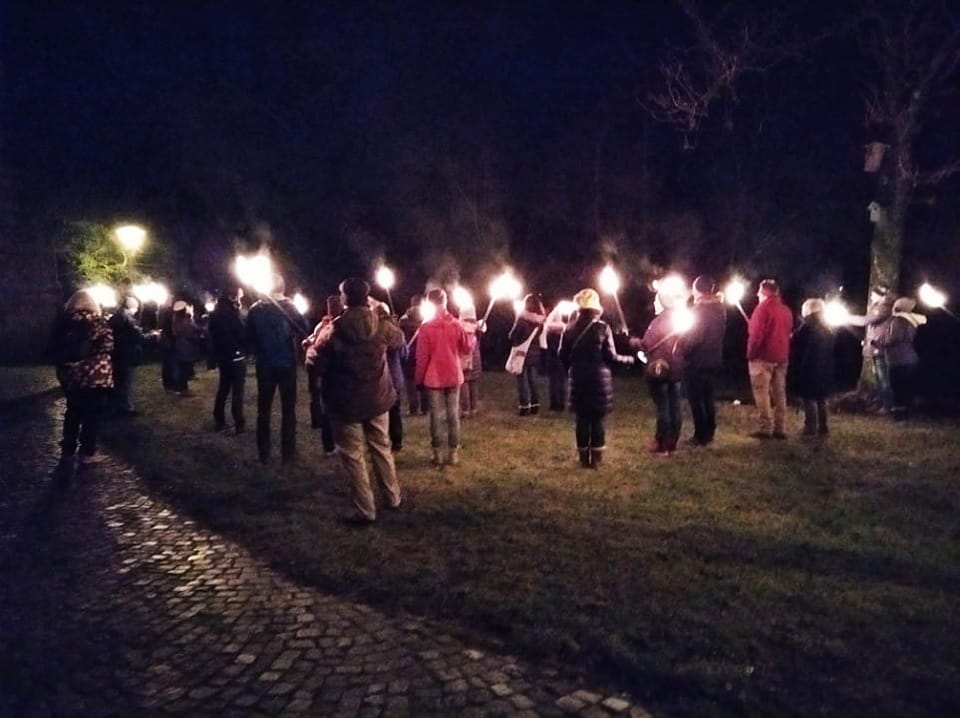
left=415, top=310, right=472, bottom=389
left=747, top=295, right=793, bottom=363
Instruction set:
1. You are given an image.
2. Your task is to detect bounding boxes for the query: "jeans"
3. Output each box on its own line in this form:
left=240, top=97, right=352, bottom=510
left=871, top=356, right=894, bottom=411
left=648, top=380, right=682, bottom=445
left=685, top=367, right=717, bottom=443
left=388, top=399, right=403, bottom=450
left=460, top=380, right=479, bottom=414
left=516, top=365, right=540, bottom=410
left=427, top=387, right=461, bottom=449
left=575, top=412, right=605, bottom=450
left=214, top=359, right=246, bottom=429
left=331, top=412, right=401, bottom=521
left=889, top=364, right=916, bottom=419
left=802, top=398, right=828, bottom=434
left=405, top=381, right=427, bottom=415
left=256, top=364, right=298, bottom=462
left=61, top=388, right=110, bottom=458
left=748, top=360, right=788, bottom=434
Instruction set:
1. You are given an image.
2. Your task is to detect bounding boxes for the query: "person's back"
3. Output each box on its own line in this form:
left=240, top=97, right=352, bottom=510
left=247, top=297, right=301, bottom=369
left=416, top=309, right=470, bottom=390
left=209, top=298, right=247, bottom=363
left=747, top=293, right=793, bottom=363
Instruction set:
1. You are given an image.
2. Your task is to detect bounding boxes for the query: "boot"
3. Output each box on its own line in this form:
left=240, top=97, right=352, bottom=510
left=590, top=449, right=604, bottom=469
left=518, top=405, right=530, bottom=416
left=578, top=448, right=591, bottom=468
left=431, top=448, right=444, bottom=467
left=447, top=447, right=460, bottom=466
left=529, top=403, right=540, bottom=415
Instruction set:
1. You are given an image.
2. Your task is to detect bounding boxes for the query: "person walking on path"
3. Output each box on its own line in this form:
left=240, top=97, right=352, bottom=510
left=635, top=285, right=689, bottom=456
left=874, top=296, right=927, bottom=421
left=415, top=288, right=473, bottom=467
left=559, top=289, right=634, bottom=468
left=683, top=275, right=726, bottom=446
left=246, top=276, right=309, bottom=464
left=314, top=278, right=405, bottom=523
left=508, top=293, right=546, bottom=416
left=747, top=279, right=794, bottom=439
left=208, top=288, right=248, bottom=434
left=788, top=299, right=836, bottom=436
left=107, top=295, right=148, bottom=416
left=53, top=290, right=115, bottom=479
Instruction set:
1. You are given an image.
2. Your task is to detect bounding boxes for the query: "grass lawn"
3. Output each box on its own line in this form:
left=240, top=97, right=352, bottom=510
left=21, top=363, right=960, bottom=716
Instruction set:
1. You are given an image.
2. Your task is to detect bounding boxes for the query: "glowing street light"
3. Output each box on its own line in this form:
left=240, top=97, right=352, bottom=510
left=723, top=277, right=749, bottom=320
left=292, top=292, right=310, bottom=315
left=87, top=283, right=118, bottom=309
left=482, top=270, right=523, bottom=322
left=599, top=265, right=628, bottom=332
left=234, top=253, right=275, bottom=296
left=375, top=265, right=396, bottom=314
left=115, top=224, right=146, bottom=253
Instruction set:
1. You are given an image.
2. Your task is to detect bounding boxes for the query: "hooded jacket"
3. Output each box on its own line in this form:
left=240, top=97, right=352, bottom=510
left=685, top=294, right=726, bottom=370
left=55, top=310, right=114, bottom=392
left=877, top=310, right=926, bottom=367
left=415, top=308, right=472, bottom=389
left=246, top=297, right=308, bottom=369
left=208, top=298, right=247, bottom=364
left=315, top=305, right=404, bottom=423
left=638, top=310, right=687, bottom=382
left=559, top=310, right=634, bottom=414
left=787, top=313, right=835, bottom=399
left=747, top=294, right=793, bottom=363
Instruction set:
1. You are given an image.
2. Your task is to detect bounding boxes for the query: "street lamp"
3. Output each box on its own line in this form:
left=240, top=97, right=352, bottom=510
left=114, top=224, right=147, bottom=267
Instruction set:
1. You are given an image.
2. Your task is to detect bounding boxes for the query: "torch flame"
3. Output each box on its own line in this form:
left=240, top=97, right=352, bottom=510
left=452, top=285, right=474, bottom=309
left=723, top=278, right=747, bottom=306
left=375, top=265, right=396, bottom=291
left=132, top=280, right=169, bottom=305
left=234, top=254, right=276, bottom=296
left=671, top=306, right=696, bottom=334
left=918, top=282, right=947, bottom=309
left=599, top=265, right=620, bottom=294
left=824, top=299, right=850, bottom=327
left=555, top=300, right=577, bottom=318
left=419, top=299, right=438, bottom=323
left=488, top=270, right=523, bottom=302
left=86, top=283, right=118, bottom=309
left=292, top=292, right=310, bottom=315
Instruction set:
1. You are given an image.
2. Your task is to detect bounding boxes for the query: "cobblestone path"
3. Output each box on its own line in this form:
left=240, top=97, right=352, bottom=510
left=0, top=395, right=649, bottom=717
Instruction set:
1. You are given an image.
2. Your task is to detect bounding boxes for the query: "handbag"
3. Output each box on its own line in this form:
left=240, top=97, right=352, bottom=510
left=505, top=329, right=538, bottom=375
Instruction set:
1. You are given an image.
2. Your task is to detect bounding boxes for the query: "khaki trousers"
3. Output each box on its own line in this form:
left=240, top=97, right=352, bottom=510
left=331, top=412, right=401, bottom=520
left=749, top=360, right=788, bottom=434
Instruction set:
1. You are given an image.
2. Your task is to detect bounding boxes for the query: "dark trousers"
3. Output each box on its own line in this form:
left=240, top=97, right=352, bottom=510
left=685, top=367, right=717, bottom=443
left=548, top=368, right=568, bottom=410
left=256, top=364, right=298, bottom=462
left=405, top=379, right=427, bottom=415
left=172, top=360, right=194, bottom=392
left=214, top=359, right=247, bottom=429
left=61, top=388, right=110, bottom=458
left=648, top=380, right=683, bottom=446
left=161, top=349, right=176, bottom=390
left=889, top=364, right=916, bottom=419
left=460, top=379, right=480, bottom=414
left=309, top=390, right=336, bottom=453
left=112, top=362, right=136, bottom=412
left=516, top=364, right=540, bottom=409
left=575, top=412, right=605, bottom=449
left=802, top=398, right=828, bottom=434
left=388, top=399, right=403, bottom=450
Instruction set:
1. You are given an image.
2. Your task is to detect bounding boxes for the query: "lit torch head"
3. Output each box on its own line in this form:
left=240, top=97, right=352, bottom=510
left=671, top=306, right=696, bottom=335
left=555, top=300, right=577, bottom=320
left=599, top=265, right=620, bottom=294
left=375, top=265, right=396, bottom=291
left=918, top=282, right=947, bottom=309
left=234, top=254, right=275, bottom=296
left=86, top=283, right=118, bottom=309
left=489, top=270, right=522, bottom=302
left=292, top=292, right=310, bottom=315
left=723, top=277, right=747, bottom=306
left=419, top=298, right=438, bottom=323
left=452, top=285, right=474, bottom=310
left=823, top=299, right=850, bottom=328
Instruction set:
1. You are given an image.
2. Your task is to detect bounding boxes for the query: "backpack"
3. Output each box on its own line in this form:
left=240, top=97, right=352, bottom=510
left=55, top=319, right=94, bottom=365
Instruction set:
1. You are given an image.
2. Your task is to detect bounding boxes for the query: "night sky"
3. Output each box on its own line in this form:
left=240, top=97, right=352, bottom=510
left=3, top=1, right=959, bottom=304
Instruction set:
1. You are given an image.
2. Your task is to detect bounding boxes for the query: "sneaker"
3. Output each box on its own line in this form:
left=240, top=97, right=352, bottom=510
left=518, top=407, right=530, bottom=417
left=529, top=404, right=540, bottom=415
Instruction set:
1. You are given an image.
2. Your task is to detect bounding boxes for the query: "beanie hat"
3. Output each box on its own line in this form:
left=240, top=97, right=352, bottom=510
left=426, top=287, right=447, bottom=306
left=801, top=298, right=824, bottom=318
left=339, top=278, right=370, bottom=307
left=759, top=279, right=779, bottom=298
left=893, top=297, right=917, bottom=313
left=693, top=274, right=716, bottom=295
left=573, top=288, right=603, bottom=313
left=173, top=300, right=188, bottom=312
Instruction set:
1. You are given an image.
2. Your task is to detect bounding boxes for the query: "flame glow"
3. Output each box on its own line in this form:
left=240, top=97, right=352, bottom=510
left=86, top=283, right=118, bottom=309
left=824, top=299, right=851, bottom=327
left=724, top=278, right=747, bottom=305
left=132, top=280, right=169, bottom=305
left=918, top=282, right=947, bottom=309
left=234, top=254, right=275, bottom=295
left=488, top=271, right=523, bottom=302
left=419, top=299, right=438, bottom=323
left=375, top=266, right=396, bottom=290
left=599, top=265, right=621, bottom=294
left=114, top=224, right=147, bottom=253
left=292, top=292, right=310, bottom=315
left=671, top=306, right=696, bottom=334
left=555, top=300, right=577, bottom=318
left=452, top=285, right=474, bottom=309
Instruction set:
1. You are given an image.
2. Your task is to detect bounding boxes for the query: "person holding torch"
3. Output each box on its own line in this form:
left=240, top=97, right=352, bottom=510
left=746, top=279, right=794, bottom=440
left=508, top=293, right=547, bottom=416
left=683, top=275, right=726, bottom=446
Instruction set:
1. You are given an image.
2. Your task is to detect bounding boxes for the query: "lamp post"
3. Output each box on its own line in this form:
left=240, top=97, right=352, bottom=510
left=114, top=224, right=147, bottom=269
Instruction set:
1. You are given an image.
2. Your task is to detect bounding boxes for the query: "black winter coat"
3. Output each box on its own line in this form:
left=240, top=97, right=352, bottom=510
left=685, top=297, right=725, bottom=370
left=639, top=311, right=686, bottom=382
left=208, top=300, right=247, bottom=363
left=788, top=315, right=835, bottom=399
left=559, top=312, right=634, bottom=415
left=508, top=312, right=544, bottom=370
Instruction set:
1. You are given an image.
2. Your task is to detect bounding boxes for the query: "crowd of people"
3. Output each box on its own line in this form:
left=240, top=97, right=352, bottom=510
left=50, top=272, right=928, bottom=523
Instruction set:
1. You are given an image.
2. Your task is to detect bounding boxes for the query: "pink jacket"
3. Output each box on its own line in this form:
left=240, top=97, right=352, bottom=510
left=747, top=295, right=793, bottom=363
left=415, top=310, right=472, bottom=389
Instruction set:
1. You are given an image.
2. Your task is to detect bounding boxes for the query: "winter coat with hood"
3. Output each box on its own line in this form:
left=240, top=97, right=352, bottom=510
left=314, top=304, right=404, bottom=423
left=415, top=308, right=472, bottom=389
left=638, top=310, right=687, bottom=382
left=55, top=309, right=114, bottom=393
left=559, top=309, right=634, bottom=415
left=747, top=294, right=793, bottom=363
left=862, top=294, right=895, bottom=359
left=788, top=313, right=835, bottom=399
left=172, top=311, right=206, bottom=363
left=876, top=300, right=927, bottom=367
left=246, top=296, right=308, bottom=369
